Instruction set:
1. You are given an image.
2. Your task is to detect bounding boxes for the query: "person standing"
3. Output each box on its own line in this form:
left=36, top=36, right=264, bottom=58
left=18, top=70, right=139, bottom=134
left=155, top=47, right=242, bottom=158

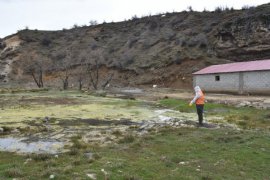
left=189, top=86, right=205, bottom=126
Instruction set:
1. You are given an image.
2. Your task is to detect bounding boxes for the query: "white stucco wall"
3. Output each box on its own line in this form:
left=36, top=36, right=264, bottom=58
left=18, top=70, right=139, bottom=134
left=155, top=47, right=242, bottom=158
left=243, top=71, right=270, bottom=93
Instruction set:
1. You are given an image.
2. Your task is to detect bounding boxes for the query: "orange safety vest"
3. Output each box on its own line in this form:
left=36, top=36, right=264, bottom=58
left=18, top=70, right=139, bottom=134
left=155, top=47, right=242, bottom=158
left=196, top=90, right=205, bottom=105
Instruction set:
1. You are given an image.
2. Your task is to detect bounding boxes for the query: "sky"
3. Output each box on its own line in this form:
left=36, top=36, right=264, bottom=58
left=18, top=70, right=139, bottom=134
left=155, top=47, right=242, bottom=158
left=0, top=0, right=269, bottom=38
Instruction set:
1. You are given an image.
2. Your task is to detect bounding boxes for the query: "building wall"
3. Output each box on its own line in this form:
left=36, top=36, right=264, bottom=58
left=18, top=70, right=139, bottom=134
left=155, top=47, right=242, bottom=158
left=193, top=70, right=270, bottom=94
left=243, top=71, right=270, bottom=93
left=194, top=72, right=240, bottom=93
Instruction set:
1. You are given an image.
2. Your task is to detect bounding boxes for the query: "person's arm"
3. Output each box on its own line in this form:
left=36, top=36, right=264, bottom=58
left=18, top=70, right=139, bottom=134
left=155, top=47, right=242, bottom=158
left=190, top=91, right=201, bottom=105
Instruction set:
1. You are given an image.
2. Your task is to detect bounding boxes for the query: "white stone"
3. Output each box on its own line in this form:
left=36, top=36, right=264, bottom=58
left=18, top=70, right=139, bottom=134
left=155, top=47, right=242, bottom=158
left=86, top=173, right=97, bottom=180
left=49, top=175, right=55, bottom=179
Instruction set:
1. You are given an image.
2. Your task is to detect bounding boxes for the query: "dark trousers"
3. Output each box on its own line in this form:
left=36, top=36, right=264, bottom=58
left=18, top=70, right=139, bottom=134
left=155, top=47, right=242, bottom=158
left=196, top=104, right=204, bottom=125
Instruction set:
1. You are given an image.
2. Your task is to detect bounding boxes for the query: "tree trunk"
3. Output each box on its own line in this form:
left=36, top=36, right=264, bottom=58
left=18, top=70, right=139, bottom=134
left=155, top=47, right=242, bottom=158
left=62, top=76, right=69, bottom=90
left=39, top=69, right=43, bottom=88
left=78, top=77, right=83, bottom=90
left=31, top=72, right=41, bottom=88
left=102, top=74, right=114, bottom=90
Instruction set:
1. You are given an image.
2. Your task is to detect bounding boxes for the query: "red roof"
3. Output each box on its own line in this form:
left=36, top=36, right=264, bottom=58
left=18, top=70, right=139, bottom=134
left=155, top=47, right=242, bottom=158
left=193, top=59, right=270, bottom=75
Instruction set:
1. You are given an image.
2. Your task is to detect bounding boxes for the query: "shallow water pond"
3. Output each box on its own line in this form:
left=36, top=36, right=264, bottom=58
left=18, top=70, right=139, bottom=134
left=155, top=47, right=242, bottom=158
left=0, top=137, right=64, bottom=154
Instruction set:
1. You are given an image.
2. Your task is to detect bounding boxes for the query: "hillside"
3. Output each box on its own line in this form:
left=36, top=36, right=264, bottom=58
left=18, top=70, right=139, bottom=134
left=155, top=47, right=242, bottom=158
left=1, top=3, right=270, bottom=89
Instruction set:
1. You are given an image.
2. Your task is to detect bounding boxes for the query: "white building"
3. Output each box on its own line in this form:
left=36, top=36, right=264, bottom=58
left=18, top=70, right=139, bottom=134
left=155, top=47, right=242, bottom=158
left=193, top=59, right=270, bottom=94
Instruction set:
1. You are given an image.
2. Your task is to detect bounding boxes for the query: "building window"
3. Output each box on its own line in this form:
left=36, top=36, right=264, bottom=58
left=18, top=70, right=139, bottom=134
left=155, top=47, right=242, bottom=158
left=215, top=75, right=220, bottom=81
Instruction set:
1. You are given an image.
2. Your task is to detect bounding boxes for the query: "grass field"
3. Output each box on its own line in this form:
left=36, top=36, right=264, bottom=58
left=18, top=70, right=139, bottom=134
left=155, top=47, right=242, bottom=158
left=0, top=90, right=269, bottom=179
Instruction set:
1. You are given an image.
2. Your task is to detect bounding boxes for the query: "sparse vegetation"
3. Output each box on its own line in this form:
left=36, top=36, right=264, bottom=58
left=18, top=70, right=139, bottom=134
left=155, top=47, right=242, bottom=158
left=119, top=134, right=136, bottom=143
left=4, top=167, right=24, bottom=178
left=0, top=126, right=269, bottom=179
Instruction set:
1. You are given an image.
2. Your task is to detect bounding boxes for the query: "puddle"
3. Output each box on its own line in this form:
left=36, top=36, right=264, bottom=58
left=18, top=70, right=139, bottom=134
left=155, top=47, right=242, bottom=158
left=0, top=137, right=64, bottom=154
left=120, top=88, right=143, bottom=94
left=155, top=109, right=174, bottom=122
left=57, top=118, right=138, bottom=126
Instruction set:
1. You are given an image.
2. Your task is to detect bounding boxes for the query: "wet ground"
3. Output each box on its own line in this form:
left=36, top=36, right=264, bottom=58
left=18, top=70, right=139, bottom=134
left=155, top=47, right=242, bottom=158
left=0, top=90, right=234, bottom=154
left=0, top=137, right=64, bottom=154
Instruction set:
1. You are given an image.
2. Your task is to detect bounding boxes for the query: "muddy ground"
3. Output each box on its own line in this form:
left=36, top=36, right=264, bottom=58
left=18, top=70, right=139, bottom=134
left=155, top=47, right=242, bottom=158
left=0, top=88, right=269, bottom=154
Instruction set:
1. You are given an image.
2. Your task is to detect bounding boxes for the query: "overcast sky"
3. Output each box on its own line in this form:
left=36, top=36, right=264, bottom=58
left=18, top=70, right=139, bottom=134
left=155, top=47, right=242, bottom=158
left=0, top=0, right=269, bottom=38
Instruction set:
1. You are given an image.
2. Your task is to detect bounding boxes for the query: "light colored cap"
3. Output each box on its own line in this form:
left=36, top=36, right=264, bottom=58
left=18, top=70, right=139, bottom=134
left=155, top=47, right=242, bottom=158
left=194, top=86, right=201, bottom=92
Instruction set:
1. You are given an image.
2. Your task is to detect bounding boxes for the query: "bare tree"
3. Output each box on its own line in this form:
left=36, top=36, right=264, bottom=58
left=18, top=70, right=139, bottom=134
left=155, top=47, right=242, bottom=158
left=22, top=53, right=48, bottom=88
left=86, top=59, right=99, bottom=90
left=101, top=73, right=114, bottom=90
left=61, top=65, right=70, bottom=90
left=78, top=66, right=84, bottom=90
left=55, top=48, right=73, bottom=90
left=86, top=60, right=114, bottom=90
left=85, top=49, right=113, bottom=90
left=58, top=60, right=72, bottom=90
left=77, top=57, right=87, bottom=90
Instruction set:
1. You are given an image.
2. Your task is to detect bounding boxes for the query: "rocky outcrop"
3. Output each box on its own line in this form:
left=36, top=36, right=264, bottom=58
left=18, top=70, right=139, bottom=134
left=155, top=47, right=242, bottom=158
left=0, top=36, right=22, bottom=83
left=214, top=4, right=270, bottom=60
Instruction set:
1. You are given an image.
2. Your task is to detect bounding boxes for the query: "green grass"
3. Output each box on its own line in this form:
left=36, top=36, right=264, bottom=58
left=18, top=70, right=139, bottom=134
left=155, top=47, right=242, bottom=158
left=159, top=98, right=192, bottom=112
left=159, top=98, right=270, bottom=129
left=0, top=127, right=269, bottom=179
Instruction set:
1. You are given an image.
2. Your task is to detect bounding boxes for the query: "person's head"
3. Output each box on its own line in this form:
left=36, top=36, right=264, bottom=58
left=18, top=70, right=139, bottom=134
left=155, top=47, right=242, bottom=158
left=194, top=86, right=201, bottom=92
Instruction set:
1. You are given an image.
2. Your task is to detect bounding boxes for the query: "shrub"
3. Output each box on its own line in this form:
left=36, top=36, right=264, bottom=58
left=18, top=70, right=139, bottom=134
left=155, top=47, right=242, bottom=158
left=174, top=58, right=182, bottom=65
left=0, top=41, right=6, bottom=49
left=73, top=24, right=79, bottom=28
left=131, top=15, right=139, bottom=21
left=54, top=52, right=66, bottom=60
left=187, top=6, right=193, bottom=12
left=122, top=54, right=135, bottom=66
left=41, top=37, right=51, bottom=46
left=112, top=130, right=122, bottom=137
left=127, top=38, right=138, bottom=48
left=214, top=7, right=223, bottom=13
left=119, top=134, right=135, bottom=143
left=20, top=34, right=34, bottom=42
left=187, top=33, right=208, bottom=48
left=2, top=126, right=13, bottom=132
left=90, top=43, right=98, bottom=50
left=89, top=20, right=98, bottom=26
left=31, top=154, right=52, bottom=161
left=4, top=167, right=24, bottom=178
left=148, top=20, right=158, bottom=31
left=69, top=148, right=79, bottom=156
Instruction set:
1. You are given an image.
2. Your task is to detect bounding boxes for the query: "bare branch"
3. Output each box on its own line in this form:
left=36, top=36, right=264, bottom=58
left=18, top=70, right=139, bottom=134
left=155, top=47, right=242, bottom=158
left=102, top=73, right=114, bottom=90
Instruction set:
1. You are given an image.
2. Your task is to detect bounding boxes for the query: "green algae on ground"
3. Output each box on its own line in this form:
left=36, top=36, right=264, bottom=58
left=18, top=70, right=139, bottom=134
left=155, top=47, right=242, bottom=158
left=0, top=91, right=163, bottom=128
